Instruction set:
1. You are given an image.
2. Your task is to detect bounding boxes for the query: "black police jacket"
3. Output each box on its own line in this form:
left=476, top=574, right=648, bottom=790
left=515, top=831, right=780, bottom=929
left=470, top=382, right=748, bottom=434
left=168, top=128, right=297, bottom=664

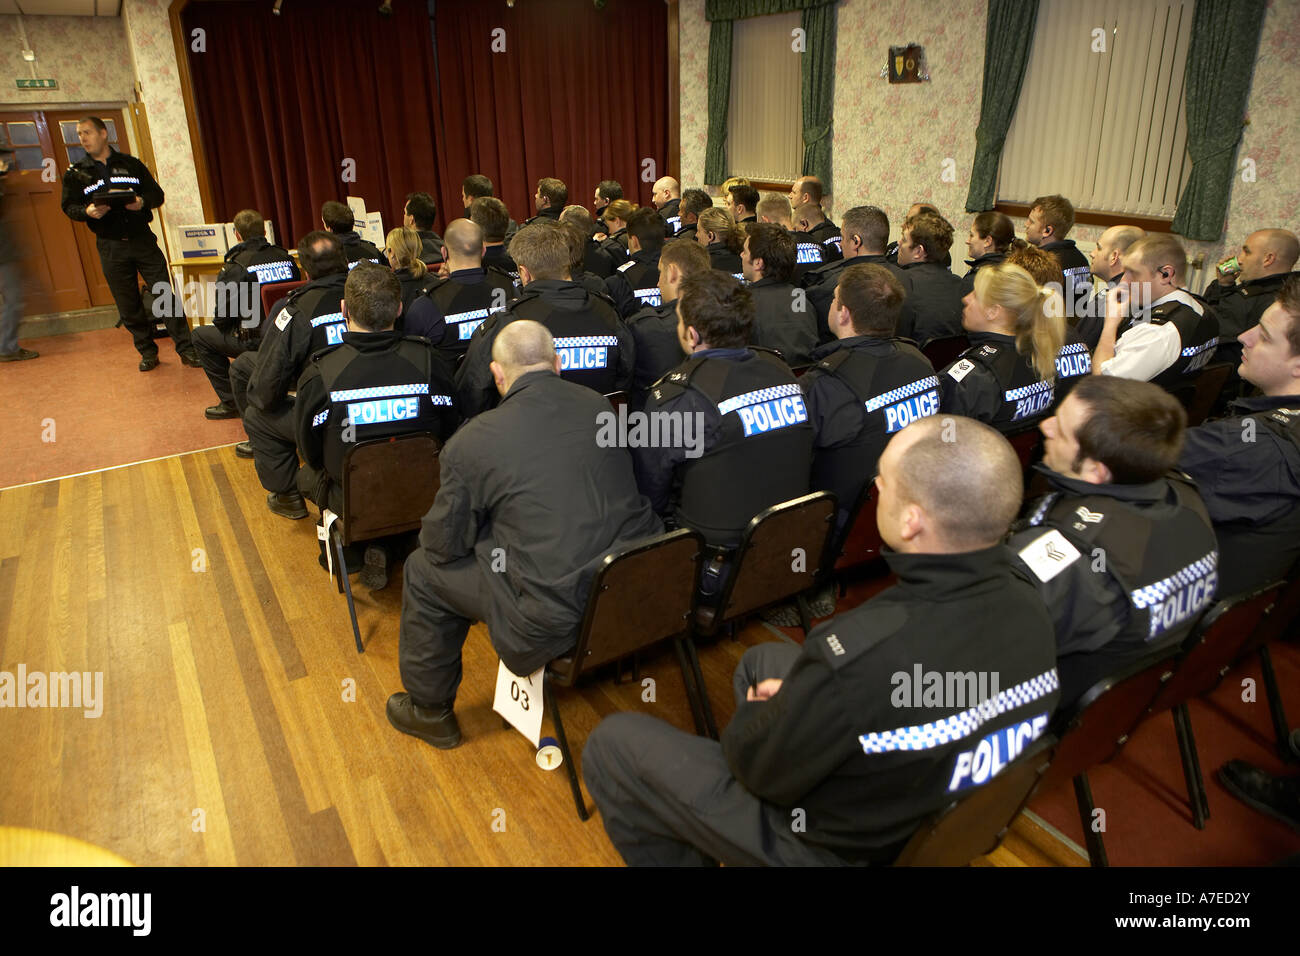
left=418, top=369, right=662, bottom=673
left=393, top=267, right=436, bottom=325
left=959, top=251, right=1006, bottom=300
left=802, top=336, right=938, bottom=526
left=407, top=266, right=518, bottom=351
left=706, top=241, right=743, bottom=279
left=1179, top=394, right=1300, bottom=596
left=294, top=329, right=460, bottom=497
left=803, top=254, right=916, bottom=344
left=626, top=296, right=685, bottom=405
left=60, top=147, right=164, bottom=241
left=1039, top=239, right=1093, bottom=316
left=482, top=245, right=520, bottom=288
left=748, top=277, right=818, bottom=366
left=246, top=271, right=349, bottom=412
left=1202, top=271, right=1299, bottom=364
left=1148, top=295, right=1220, bottom=388
left=335, top=230, right=388, bottom=268
left=584, top=237, right=616, bottom=279
left=900, top=260, right=963, bottom=345
left=1054, top=329, right=1092, bottom=404
left=939, top=332, right=1056, bottom=432
left=658, top=197, right=681, bottom=237
left=454, top=278, right=633, bottom=417
left=212, top=237, right=300, bottom=336
left=634, top=347, right=812, bottom=547
left=604, top=249, right=662, bottom=319
left=790, top=228, right=841, bottom=287
left=1009, top=467, right=1218, bottom=708
left=416, top=228, right=444, bottom=266
left=723, top=545, right=1060, bottom=864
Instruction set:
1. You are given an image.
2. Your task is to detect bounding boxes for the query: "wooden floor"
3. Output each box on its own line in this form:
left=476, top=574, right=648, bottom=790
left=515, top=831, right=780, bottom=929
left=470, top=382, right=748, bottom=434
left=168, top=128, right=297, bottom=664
left=0, top=445, right=1085, bottom=867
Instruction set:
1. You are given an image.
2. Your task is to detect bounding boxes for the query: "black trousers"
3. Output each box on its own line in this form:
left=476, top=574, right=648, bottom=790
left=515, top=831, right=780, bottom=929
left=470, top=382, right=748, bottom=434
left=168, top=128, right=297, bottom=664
left=96, top=234, right=192, bottom=357
left=398, top=550, right=489, bottom=708
left=581, top=642, right=847, bottom=867
left=192, top=325, right=253, bottom=406
left=242, top=399, right=298, bottom=494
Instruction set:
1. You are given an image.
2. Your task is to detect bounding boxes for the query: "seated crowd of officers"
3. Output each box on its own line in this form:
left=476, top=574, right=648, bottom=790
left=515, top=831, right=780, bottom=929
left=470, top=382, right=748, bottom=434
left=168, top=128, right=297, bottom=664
left=189, top=174, right=1300, bottom=866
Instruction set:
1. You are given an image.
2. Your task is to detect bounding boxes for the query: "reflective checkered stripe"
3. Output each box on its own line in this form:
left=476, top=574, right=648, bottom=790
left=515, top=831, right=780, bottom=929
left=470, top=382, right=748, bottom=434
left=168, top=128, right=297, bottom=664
left=312, top=409, right=330, bottom=428
left=554, top=335, right=619, bottom=349
left=732, top=273, right=745, bottom=282
left=634, top=288, right=662, bottom=306
left=1004, top=379, right=1054, bottom=402
left=665, top=215, right=681, bottom=233
left=329, top=383, right=429, bottom=402
left=1026, top=493, right=1061, bottom=527
left=1181, top=338, right=1219, bottom=358
left=1130, top=551, right=1219, bottom=610
left=428, top=394, right=454, bottom=406
left=823, top=236, right=842, bottom=252
left=311, top=312, right=345, bottom=328
left=1059, top=343, right=1089, bottom=357
left=796, top=243, right=824, bottom=264
left=865, top=376, right=941, bottom=413
left=717, top=383, right=803, bottom=416
left=858, top=668, right=1060, bottom=754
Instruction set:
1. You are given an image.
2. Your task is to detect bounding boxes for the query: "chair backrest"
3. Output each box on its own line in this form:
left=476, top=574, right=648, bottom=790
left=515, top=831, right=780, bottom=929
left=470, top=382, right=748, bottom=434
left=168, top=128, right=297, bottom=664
left=1147, top=580, right=1287, bottom=714
left=339, top=432, right=442, bottom=544
left=1185, top=362, right=1235, bottom=427
left=1167, top=381, right=1198, bottom=416
left=833, top=482, right=883, bottom=573
left=1004, top=425, right=1043, bottom=473
left=921, top=334, right=970, bottom=370
left=1249, top=571, right=1300, bottom=649
left=260, top=279, right=307, bottom=323
left=717, top=492, right=837, bottom=623
left=1043, top=650, right=1180, bottom=788
left=604, top=390, right=628, bottom=413
left=556, top=529, right=705, bottom=681
left=894, top=734, right=1056, bottom=866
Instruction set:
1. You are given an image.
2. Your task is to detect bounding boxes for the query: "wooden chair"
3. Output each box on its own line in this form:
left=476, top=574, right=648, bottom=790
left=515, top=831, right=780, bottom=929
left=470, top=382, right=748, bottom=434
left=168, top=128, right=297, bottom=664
left=1245, top=572, right=1300, bottom=759
left=330, top=432, right=442, bottom=653
left=921, top=334, right=970, bottom=370
left=543, top=529, right=707, bottom=819
left=1184, top=362, right=1235, bottom=427
left=1003, top=424, right=1044, bottom=474
left=260, top=278, right=306, bottom=325
left=895, top=734, right=1056, bottom=866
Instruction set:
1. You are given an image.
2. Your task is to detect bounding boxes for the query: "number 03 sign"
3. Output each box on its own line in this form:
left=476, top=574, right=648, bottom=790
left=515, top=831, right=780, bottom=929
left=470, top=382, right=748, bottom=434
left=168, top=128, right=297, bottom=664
left=492, top=660, right=545, bottom=746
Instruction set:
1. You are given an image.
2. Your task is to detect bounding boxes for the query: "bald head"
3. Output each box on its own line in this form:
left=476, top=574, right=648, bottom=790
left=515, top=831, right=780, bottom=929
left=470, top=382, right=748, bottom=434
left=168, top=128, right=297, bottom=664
left=877, top=416, right=1023, bottom=552
left=1090, top=224, right=1147, bottom=281
left=652, top=177, right=680, bottom=209
left=443, top=218, right=485, bottom=265
left=1244, top=229, right=1300, bottom=280
left=490, top=319, right=558, bottom=395
left=790, top=176, right=825, bottom=207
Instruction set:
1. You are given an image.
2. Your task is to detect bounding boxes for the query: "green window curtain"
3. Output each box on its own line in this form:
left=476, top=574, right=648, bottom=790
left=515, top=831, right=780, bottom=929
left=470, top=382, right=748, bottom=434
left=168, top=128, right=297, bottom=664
left=964, top=0, right=1040, bottom=213
left=1171, top=0, right=1267, bottom=242
left=703, top=0, right=837, bottom=186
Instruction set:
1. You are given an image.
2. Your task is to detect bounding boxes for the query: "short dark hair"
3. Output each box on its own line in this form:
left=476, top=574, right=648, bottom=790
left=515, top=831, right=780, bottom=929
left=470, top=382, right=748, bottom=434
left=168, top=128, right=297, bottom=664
left=404, top=191, right=437, bottom=229
left=233, top=209, right=265, bottom=240
left=745, top=222, right=796, bottom=283
left=558, top=221, right=587, bottom=276
left=836, top=263, right=904, bottom=337
left=320, top=201, right=354, bottom=233
left=680, top=189, right=713, bottom=218
left=462, top=174, right=494, bottom=199
left=296, top=230, right=347, bottom=279
left=793, top=177, right=823, bottom=205
left=658, top=237, right=712, bottom=279
left=344, top=262, right=402, bottom=332
left=903, top=210, right=954, bottom=259
left=1276, top=275, right=1300, bottom=356
left=729, top=183, right=760, bottom=212
left=972, top=211, right=1015, bottom=252
left=508, top=220, right=571, bottom=280
left=469, top=196, right=509, bottom=242
left=79, top=116, right=107, bottom=132
left=841, top=206, right=890, bottom=253
left=626, top=206, right=666, bottom=252
left=1032, top=194, right=1076, bottom=238
left=537, top=177, right=568, bottom=208
left=678, top=270, right=753, bottom=349
left=595, top=180, right=623, bottom=202
left=1070, top=376, right=1186, bottom=484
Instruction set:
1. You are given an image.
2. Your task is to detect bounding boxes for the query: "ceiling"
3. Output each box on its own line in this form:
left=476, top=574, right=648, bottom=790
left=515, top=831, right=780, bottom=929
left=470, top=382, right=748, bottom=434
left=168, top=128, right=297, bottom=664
left=0, top=1, right=123, bottom=15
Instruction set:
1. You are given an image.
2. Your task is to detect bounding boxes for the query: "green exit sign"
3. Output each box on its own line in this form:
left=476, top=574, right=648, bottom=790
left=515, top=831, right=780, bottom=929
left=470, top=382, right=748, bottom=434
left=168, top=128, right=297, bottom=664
left=15, top=78, right=58, bottom=90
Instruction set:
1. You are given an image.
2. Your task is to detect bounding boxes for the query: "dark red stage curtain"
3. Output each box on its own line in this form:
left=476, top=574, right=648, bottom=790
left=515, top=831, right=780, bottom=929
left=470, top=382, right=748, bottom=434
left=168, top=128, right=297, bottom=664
left=432, top=0, right=669, bottom=226
left=182, top=0, right=442, bottom=246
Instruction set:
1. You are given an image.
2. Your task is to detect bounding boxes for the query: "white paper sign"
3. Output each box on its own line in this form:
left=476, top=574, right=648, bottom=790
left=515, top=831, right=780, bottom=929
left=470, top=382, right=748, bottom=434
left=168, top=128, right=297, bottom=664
left=493, top=660, right=544, bottom=746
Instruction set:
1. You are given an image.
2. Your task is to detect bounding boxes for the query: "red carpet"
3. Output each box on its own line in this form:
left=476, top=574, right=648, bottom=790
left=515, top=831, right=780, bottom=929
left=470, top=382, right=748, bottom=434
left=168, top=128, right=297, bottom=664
left=0, top=326, right=245, bottom=488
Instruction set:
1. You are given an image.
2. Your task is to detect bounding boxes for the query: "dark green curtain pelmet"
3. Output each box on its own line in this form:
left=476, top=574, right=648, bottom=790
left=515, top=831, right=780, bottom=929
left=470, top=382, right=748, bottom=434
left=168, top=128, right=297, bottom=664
left=1171, top=0, right=1267, bottom=241
left=965, top=0, right=1039, bottom=212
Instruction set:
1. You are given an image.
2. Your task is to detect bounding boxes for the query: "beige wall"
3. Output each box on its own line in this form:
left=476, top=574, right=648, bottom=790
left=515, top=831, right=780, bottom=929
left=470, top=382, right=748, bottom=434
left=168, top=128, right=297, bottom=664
left=0, top=14, right=135, bottom=106
left=678, top=0, right=1300, bottom=279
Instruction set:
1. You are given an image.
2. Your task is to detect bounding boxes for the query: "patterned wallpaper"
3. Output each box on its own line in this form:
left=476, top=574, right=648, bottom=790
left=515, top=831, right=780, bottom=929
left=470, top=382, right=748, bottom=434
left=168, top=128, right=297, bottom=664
left=0, top=15, right=135, bottom=106
left=677, top=0, right=1300, bottom=283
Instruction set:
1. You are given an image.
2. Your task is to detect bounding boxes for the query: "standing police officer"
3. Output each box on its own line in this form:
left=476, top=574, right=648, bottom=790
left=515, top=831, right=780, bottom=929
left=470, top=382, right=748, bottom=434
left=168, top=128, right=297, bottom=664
left=61, top=116, right=198, bottom=371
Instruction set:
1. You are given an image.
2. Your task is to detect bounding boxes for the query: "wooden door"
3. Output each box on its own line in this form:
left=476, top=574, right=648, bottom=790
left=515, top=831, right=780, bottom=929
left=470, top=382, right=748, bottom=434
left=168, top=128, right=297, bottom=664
left=0, top=111, right=91, bottom=315
left=46, top=109, right=132, bottom=308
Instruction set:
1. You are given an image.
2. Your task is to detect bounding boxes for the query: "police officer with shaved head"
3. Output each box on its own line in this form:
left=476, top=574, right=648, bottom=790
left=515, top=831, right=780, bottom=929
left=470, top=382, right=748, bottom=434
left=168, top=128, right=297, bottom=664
left=652, top=176, right=681, bottom=236
left=405, top=218, right=517, bottom=354
left=584, top=415, right=1060, bottom=866
left=1009, top=376, right=1219, bottom=707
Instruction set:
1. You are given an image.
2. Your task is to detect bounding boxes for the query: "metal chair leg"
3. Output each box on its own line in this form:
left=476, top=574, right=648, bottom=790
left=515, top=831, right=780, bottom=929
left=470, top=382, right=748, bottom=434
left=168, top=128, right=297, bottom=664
left=1073, top=772, right=1108, bottom=867
left=683, top=636, right=718, bottom=740
left=673, top=636, right=708, bottom=736
left=544, top=677, right=588, bottom=821
left=1172, top=703, right=1208, bottom=829
left=335, top=530, right=364, bottom=654
left=1258, top=645, right=1295, bottom=763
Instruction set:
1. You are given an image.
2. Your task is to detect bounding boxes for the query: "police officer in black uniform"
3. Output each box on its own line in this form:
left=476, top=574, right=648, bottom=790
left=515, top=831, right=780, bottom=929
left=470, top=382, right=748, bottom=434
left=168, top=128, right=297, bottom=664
left=405, top=218, right=516, bottom=356
left=402, top=191, right=444, bottom=267
left=591, top=179, right=622, bottom=236
left=295, top=264, right=459, bottom=523
left=634, top=270, right=813, bottom=600
left=1203, top=229, right=1299, bottom=366
left=652, top=176, right=681, bottom=237
left=1076, top=225, right=1146, bottom=351
left=1095, top=235, right=1219, bottom=387
left=526, top=178, right=566, bottom=225
left=1179, top=280, right=1300, bottom=596
left=455, top=219, right=633, bottom=418
left=1026, top=195, right=1092, bottom=317
left=803, top=264, right=937, bottom=531
left=242, top=232, right=351, bottom=518
left=321, top=200, right=387, bottom=269
left=726, top=182, right=760, bottom=225
left=741, top=223, right=817, bottom=365
left=559, top=205, right=615, bottom=279
left=469, top=196, right=519, bottom=288
left=803, top=206, right=914, bottom=345
left=897, top=210, right=963, bottom=345
left=960, top=211, right=1014, bottom=299
left=60, top=115, right=198, bottom=371
left=676, top=189, right=711, bottom=245
left=1009, top=377, right=1219, bottom=708
left=794, top=201, right=841, bottom=258
left=604, top=207, right=665, bottom=319
left=625, top=239, right=711, bottom=409
left=755, top=193, right=839, bottom=287
left=584, top=415, right=1060, bottom=866
left=194, top=208, right=299, bottom=419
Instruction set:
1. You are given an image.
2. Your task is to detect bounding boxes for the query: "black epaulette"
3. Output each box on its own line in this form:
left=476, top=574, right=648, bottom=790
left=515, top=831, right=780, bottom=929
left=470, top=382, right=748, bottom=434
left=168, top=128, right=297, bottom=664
left=648, top=353, right=710, bottom=403
left=814, top=347, right=854, bottom=375
left=309, top=342, right=346, bottom=364
left=420, top=274, right=452, bottom=296
left=485, top=265, right=516, bottom=284
left=503, top=289, right=543, bottom=314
